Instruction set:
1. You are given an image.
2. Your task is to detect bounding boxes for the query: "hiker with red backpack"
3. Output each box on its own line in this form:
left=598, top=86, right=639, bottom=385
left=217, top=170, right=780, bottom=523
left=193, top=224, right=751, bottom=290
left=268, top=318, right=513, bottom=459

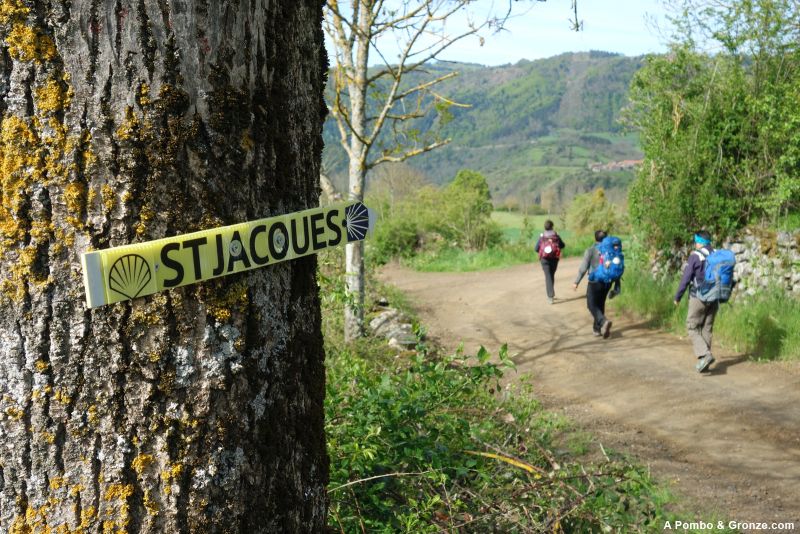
left=573, top=230, right=623, bottom=339
left=535, top=220, right=566, bottom=304
left=674, top=230, right=736, bottom=373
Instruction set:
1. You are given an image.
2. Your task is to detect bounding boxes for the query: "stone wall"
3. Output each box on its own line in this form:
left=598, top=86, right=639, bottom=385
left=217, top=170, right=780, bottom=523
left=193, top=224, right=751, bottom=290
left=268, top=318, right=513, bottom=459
left=651, top=228, right=800, bottom=296
left=726, top=229, right=800, bottom=296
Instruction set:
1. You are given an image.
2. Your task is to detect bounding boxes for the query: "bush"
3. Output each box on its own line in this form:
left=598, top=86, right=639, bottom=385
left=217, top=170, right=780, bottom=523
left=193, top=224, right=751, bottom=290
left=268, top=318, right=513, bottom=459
left=327, top=342, right=680, bottom=532
left=369, top=169, right=502, bottom=262
left=371, top=216, right=420, bottom=264
left=565, top=188, right=627, bottom=236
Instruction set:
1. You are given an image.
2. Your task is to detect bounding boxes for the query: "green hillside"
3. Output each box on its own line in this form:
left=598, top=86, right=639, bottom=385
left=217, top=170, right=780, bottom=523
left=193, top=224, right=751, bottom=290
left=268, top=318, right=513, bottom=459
left=323, top=51, right=645, bottom=209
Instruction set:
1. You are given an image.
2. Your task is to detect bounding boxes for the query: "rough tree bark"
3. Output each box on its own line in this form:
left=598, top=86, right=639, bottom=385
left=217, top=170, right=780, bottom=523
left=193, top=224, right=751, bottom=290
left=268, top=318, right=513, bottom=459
left=0, top=0, right=328, bottom=532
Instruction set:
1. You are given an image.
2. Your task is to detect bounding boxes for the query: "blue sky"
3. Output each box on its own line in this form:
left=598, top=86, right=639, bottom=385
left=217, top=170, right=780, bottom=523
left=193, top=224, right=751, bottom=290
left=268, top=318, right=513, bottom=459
left=383, top=0, right=675, bottom=66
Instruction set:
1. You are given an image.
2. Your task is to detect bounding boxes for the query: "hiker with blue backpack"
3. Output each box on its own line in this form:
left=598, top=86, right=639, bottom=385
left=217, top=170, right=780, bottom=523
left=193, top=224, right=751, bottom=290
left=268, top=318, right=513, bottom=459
left=573, top=230, right=623, bottom=339
left=674, top=230, right=736, bottom=373
left=535, top=220, right=566, bottom=304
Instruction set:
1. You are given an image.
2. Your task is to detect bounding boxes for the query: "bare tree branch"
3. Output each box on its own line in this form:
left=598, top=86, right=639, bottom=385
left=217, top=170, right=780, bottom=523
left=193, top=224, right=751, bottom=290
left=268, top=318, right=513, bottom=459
left=368, top=139, right=451, bottom=169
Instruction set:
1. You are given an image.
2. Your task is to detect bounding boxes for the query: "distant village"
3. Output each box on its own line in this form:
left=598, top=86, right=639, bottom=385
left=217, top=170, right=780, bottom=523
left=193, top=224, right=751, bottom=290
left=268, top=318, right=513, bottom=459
left=588, top=159, right=643, bottom=172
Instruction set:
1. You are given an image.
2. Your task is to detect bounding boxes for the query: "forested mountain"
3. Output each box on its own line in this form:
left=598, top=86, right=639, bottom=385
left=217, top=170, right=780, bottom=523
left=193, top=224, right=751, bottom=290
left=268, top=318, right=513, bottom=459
left=323, top=51, right=646, bottom=210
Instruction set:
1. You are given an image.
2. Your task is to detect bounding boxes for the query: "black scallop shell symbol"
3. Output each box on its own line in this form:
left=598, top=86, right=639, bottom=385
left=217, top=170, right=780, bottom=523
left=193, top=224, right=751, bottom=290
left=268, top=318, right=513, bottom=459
left=344, top=202, right=369, bottom=242
left=108, top=254, right=153, bottom=300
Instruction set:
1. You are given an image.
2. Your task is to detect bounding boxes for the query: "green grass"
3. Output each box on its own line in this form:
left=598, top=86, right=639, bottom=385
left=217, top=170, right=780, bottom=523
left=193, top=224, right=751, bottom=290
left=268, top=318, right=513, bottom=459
left=613, top=266, right=800, bottom=361
left=320, top=253, right=701, bottom=532
left=400, top=212, right=608, bottom=273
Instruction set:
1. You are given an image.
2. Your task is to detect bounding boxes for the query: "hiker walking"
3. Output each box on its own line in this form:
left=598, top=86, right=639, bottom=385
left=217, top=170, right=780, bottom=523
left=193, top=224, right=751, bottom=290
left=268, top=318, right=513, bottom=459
left=573, top=230, right=622, bottom=339
left=674, top=230, right=735, bottom=373
left=535, top=220, right=565, bottom=304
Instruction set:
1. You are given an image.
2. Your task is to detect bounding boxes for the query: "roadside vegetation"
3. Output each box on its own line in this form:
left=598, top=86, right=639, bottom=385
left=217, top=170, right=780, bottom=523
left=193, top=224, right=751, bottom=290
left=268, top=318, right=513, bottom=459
left=613, top=0, right=800, bottom=362
left=319, top=250, right=704, bottom=532
left=624, top=0, right=800, bottom=252
left=367, top=167, right=625, bottom=272
left=323, top=1, right=800, bottom=528
left=612, top=264, right=800, bottom=362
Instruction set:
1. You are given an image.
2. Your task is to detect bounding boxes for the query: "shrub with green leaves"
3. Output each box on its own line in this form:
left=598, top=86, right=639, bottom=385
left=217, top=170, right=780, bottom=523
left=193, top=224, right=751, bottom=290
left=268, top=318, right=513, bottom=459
left=368, top=168, right=502, bottom=261
left=320, top=255, right=689, bottom=531
left=624, top=0, right=800, bottom=251
left=325, top=340, right=679, bottom=532
left=565, top=188, right=627, bottom=236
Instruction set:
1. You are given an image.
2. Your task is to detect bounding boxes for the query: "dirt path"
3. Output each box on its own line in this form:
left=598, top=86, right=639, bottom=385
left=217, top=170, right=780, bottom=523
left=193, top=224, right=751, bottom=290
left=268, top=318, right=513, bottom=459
left=379, top=258, right=800, bottom=530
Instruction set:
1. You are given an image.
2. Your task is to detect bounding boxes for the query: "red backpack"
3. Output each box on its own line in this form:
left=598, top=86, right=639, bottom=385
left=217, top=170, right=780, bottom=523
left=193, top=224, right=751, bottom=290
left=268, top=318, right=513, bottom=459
left=538, top=234, right=561, bottom=260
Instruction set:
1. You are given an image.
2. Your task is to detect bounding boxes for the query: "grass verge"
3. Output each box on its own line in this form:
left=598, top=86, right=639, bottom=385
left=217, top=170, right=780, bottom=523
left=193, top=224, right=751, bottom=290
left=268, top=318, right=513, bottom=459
left=612, top=267, right=800, bottom=361
left=320, top=249, right=723, bottom=532
left=400, top=213, right=601, bottom=272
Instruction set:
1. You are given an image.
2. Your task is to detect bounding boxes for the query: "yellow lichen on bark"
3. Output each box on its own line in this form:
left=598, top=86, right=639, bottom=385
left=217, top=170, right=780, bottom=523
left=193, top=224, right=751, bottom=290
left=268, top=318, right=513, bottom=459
left=0, top=115, right=38, bottom=244
left=101, top=184, right=116, bottom=213
left=115, top=107, right=141, bottom=141
left=5, top=23, right=57, bottom=62
left=35, top=77, right=73, bottom=114
left=160, top=463, right=184, bottom=495
left=64, top=182, right=87, bottom=228
left=0, top=0, right=29, bottom=23
left=0, top=26, right=91, bottom=301
left=87, top=405, right=99, bottom=425
left=131, top=453, right=155, bottom=477
left=102, top=483, right=134, bottom=532
left=5, top=406, right=24, bottom=420
left=135, top=205, right=155, bottom=237
left=53, top=388, right=72, bottom=405
left=143, top=489, right=160, bottom=515
left=203, top=279, right=249, bottom=323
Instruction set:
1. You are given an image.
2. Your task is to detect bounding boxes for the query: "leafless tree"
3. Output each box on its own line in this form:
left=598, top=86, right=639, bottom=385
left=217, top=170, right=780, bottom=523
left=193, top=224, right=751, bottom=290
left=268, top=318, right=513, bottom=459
left=325, top=0, right=580, bottom=341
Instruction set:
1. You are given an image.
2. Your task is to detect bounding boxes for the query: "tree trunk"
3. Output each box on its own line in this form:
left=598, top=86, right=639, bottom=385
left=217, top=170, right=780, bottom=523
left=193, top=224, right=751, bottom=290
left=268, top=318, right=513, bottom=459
left=342, top=11, right=369, bottom=343
left=0, top=1, right=328, bottom=532
left=344, top=161, right=365, bottom=342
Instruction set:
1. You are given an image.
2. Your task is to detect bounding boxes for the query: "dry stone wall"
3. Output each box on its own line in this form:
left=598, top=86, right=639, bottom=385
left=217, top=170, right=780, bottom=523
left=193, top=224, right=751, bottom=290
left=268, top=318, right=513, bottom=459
left=651, top=228, right=800, bottom=296
left=726, top=229, right=800, bottom=296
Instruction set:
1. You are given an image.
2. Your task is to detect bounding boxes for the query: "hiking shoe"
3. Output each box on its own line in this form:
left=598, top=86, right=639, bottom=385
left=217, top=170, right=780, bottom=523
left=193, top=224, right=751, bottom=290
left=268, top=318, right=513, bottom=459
left=592, top=330, right=602, bottom=337
left=602, top=320, right=612, bottom=339
left=696, top=354, right=715, bottom=373
left=547, top=298, right=554, bottom=304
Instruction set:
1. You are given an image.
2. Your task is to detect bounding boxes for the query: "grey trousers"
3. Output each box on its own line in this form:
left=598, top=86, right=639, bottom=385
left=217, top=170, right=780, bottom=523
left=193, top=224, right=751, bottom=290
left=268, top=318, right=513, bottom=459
left=686, top=296, right=719, bottom=358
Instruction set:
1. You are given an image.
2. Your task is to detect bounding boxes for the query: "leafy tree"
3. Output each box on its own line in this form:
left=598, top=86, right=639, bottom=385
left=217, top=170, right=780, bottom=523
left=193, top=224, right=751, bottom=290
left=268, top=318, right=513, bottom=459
left=442, top=169, right=498, bottom=249
left=625, top=0, right=800, bottom=250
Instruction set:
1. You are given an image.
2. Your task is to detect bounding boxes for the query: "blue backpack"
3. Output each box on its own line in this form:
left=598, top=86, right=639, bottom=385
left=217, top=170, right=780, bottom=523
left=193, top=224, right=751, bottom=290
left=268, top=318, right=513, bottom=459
left=696, top=248, right=736, bottom=303
left=589, top=236, right=624, bottom=284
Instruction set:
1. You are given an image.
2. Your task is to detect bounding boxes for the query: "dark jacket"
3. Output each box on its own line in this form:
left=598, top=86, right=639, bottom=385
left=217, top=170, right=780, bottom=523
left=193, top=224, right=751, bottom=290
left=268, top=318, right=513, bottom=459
left=535, top=231, right=565, bottom=258
left=675, top=246, right=714, bottom=301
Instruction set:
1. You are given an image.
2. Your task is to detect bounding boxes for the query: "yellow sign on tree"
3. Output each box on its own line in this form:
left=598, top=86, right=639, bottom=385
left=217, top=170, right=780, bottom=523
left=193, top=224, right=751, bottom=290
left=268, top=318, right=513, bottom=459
left=81, top=201, right=374, bottom=308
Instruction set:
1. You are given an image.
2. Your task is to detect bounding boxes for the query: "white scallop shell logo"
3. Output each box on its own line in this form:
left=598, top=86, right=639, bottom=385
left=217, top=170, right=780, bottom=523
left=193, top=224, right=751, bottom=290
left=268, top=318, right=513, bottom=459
left=344, top=202, right=370, bottom=242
